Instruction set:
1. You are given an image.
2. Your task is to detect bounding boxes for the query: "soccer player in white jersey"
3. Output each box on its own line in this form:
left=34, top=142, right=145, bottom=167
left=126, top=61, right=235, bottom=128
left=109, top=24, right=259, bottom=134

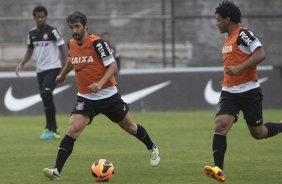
left=16, top=6, right=67, bottom=140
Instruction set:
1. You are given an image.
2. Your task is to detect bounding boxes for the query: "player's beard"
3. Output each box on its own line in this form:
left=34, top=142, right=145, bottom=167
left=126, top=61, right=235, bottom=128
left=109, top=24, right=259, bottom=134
left=72, top=32, right=84, bottom=42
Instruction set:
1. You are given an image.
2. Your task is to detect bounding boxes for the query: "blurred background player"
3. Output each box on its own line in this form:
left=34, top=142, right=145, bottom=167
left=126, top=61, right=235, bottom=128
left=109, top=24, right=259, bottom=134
left=203, top=1, right=282, bottom=182
left=100, top=32, right=121, bottom=72
left=16, top=6, right=67, bottom=140
left=43, top=11, right=160, bottom=180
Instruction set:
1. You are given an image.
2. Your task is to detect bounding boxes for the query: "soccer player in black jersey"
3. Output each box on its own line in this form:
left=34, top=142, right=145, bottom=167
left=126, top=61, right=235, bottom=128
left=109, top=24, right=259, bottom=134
left=16, top=6, right=67, bottom=140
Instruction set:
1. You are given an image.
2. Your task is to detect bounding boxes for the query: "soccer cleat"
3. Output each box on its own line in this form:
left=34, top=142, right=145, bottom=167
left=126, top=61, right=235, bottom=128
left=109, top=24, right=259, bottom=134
left=203, top=166, right=225, bottom=182
left=150, top=144, right=160, bottom=167
left=52, top=131, right=61, bottom=139
left=43, top=168, right=60, bottom=181
left=40, top=129, right=55, bottom=140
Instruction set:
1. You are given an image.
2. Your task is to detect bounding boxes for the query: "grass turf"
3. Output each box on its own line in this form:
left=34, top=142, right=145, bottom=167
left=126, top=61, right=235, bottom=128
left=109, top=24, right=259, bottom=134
left=0, top=109, right=281, bottom=183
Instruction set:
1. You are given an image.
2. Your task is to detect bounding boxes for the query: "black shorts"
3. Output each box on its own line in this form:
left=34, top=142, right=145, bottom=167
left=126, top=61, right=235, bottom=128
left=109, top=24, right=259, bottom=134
left=216, top=87, right=263, bottom=127
left=37, top=68, right=61, bottom=92
left=72, top=93, right=129, bottom=124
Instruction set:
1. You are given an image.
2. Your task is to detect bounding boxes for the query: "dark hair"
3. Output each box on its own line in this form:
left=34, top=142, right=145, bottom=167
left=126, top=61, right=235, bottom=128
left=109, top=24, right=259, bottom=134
left=215, top=0, right=241, bottom=23
left=100, top=32, right=110, bottom=36
left=66, top=11, right=87, bottom=26
left=33, top=6, right=48, bottom=17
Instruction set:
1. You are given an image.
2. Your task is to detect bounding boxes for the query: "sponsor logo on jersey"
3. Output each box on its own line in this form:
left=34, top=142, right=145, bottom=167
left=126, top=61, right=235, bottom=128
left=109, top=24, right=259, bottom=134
left=222, top=45, right=232, bottom=53
left=96, top=43, right=107, bottom=58
left=71, top=56, right=94, bottom=64
left=104, top=42, right=112, bottom=54
left=239, top=31, right=253, bottom=45
left=34, top=42, right=49, bottom=47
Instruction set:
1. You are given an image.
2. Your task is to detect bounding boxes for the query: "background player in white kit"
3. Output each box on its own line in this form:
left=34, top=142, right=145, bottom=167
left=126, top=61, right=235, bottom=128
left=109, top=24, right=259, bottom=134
left=16, top=6, right=67, bottom=140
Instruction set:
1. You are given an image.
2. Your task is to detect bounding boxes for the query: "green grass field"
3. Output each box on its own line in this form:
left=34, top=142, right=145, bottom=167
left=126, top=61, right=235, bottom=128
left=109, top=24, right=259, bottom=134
left=1, top=109, right=282, bottom=184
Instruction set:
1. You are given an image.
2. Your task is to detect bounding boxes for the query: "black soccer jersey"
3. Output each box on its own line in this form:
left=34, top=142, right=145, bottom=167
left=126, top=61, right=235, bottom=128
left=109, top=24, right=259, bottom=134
left=27, top=24, right=65, bottom=72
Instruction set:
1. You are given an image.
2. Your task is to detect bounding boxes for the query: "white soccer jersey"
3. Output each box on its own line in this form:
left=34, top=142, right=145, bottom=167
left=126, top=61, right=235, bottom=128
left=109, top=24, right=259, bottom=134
left=27, top=24, right=65, bottom=72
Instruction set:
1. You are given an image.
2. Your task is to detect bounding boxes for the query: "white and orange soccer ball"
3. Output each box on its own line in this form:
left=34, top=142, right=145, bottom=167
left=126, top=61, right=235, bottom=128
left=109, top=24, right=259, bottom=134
left=91, top=159, right=114, bottom=182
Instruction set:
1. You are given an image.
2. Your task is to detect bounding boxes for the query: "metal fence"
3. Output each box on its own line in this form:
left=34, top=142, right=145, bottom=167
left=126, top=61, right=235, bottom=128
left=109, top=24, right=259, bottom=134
left=0, top=0, right=281, bottom=70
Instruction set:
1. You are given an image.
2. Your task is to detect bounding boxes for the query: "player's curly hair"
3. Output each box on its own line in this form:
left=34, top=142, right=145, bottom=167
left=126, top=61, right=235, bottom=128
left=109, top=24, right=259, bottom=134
left=66, top=11, right=87, bottom=26
left=215, top=0, right=241, bottom=23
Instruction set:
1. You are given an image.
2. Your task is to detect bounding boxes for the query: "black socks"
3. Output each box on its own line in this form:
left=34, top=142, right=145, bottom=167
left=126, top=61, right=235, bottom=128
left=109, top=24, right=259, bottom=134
left=55, top=135, right=76, bottom=173
left=134, top=124, right=154, bottom=150
left=213, top=133, right=227, bottom=170
left=264, top=122, right=282, bottom=138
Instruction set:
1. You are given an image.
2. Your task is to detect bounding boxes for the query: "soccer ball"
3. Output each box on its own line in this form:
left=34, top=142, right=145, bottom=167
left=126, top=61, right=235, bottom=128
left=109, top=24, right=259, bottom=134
left=91, top=159, right=114, bottom=182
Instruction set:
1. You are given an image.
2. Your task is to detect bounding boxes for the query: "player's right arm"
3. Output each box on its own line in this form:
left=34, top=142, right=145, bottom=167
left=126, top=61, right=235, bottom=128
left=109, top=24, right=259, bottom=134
left=56, top=58, right=73, bottom=83
left=16, top=48, right=33, bottom=77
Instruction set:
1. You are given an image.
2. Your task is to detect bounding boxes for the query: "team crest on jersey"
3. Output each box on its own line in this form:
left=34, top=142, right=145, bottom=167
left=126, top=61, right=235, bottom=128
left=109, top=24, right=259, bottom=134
left=96, top=43, right=107, bottom=58
left=76, top=102, right=85, bottom=111
left=239, top=31, right=253, bottom=45
left=43, top=33, right=49, bottom=40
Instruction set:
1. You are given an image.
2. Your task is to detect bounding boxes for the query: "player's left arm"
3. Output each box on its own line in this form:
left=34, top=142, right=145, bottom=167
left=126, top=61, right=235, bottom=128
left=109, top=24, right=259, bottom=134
left=236, top=46, right=265, bottom=71
left=88, top=39, right=118, bottom=93
left=226, top=29, right=265, bottom=75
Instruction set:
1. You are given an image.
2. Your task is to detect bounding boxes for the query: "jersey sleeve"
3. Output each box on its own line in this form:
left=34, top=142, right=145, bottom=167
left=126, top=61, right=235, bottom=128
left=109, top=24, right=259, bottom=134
left=237, top=29, right=262, bottom=53
left=67, top=40, right=71, bottom=63
left=51, top=28, right=65, bottom=46
left=27, top=32, right=34, bottom=48
left=93, top=39, right=115, bottom=66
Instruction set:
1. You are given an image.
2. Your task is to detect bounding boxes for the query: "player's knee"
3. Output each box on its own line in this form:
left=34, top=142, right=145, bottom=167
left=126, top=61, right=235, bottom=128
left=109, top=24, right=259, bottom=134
left=251, top=132, right=265, bottom=140
left=67, top=124, right=82, bottom=138
left=250, top=126, right=268, bottom=140
left=119, top=121, right=136, bottom=135
left=127, top=123, right=137, bottom=135
left=215, top=120, right=229, bottom=133
left=67, top=127, right=80, bottom=138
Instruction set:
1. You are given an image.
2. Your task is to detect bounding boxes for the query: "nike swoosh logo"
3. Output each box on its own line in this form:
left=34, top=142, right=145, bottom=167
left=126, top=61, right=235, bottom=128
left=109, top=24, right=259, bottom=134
left=204, top=77, right=268, bottom=105
left=204, top=80, right=221, bottom=105
left=4, top=85, right=72, bottom=111
left=121, top=81, right=171, bottom=103
left=109, top=8, right=152, bottom=27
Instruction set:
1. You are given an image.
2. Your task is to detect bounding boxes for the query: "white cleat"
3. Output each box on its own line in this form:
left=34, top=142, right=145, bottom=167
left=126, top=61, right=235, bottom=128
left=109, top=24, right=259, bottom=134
left=43, top=168, right=60, bottom=181
left=150, top=144, right=160, bottom=167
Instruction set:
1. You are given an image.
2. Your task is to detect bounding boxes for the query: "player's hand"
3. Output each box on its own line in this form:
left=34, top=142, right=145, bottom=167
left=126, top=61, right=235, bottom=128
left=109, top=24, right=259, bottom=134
left=56, top=74, right=65, bottom=84
left=15, top=64, right=22, bottom=77
left=225, top=65, right=240, bottom=76
left=88, top=82, right=103, bottom=93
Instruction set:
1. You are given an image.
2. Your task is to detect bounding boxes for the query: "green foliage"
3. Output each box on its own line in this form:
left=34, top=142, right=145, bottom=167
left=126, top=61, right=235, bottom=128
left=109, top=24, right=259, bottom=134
left=0, top=109, right=282, bottom=183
